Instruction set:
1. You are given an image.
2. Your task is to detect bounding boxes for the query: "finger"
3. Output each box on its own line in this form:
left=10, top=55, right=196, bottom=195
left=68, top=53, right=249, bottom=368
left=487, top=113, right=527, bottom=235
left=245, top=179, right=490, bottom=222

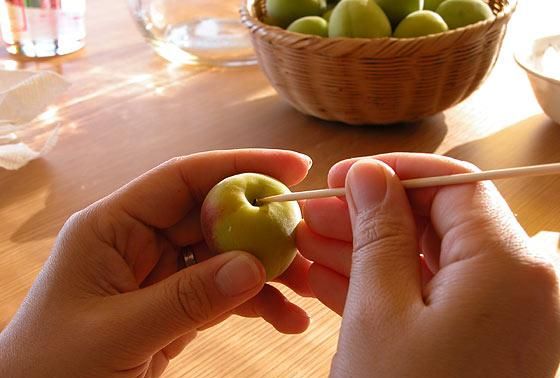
left=200, top=285, right=311, bottom=334
left=197, top=312, right=233, bottom=331
left=419, top=255, right=434, bottom=288
left=345, top=159, right=422, bottom=310
left=328, top=153, right=475, bottom=217
left=106, top=149, right=312, bottom=229
left=418, top=220, right=441, bottom=273
left=106, top=251, right=266, bottom=353
left=308, top=263, right=348, bottom=316
left=191, top=242, right=213, bottom=262
left=302, top=196, right=352, bottom=242
left=162, top=331, right=197, bottom=360
left=196, top=240, right=314, bottom=297
left=89, top=212, right=169, bottom=285
left=147, top=351, right=169, bottom=378
left=368, top=153, right=527, bottom=265
left=274, top=252, right=314, bottom=297
left=131, top=231, right=176, bottom=284
left=163, top=209, right=203, bottom=246
left=330, top=153, right=528, bottom=267
left=141, top=245, right=181, bottom=287
left=234, top=284, right=310, bottom=334
left=296, top=221, right=352, bottom=277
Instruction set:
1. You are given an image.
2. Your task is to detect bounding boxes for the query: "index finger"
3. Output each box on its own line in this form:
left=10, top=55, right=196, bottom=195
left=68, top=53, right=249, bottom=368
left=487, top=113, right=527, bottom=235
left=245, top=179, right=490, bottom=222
left=303, top=153, right=474, bottom=241
left=329, top=153, right=527, bottom=264
left=328, top=153, right=477, bottom=217
left=105, top=149, right=312, bottom=228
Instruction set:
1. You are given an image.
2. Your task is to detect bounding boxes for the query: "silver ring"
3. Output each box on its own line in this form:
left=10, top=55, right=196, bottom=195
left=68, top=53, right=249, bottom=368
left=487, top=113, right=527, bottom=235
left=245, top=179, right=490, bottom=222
left=182, top=245, right=197, bottom=269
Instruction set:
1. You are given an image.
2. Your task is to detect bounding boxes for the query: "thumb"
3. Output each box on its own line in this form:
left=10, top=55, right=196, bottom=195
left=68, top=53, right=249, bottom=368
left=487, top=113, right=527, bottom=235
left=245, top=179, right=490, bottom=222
left=345, top=159, right=421, bottom=311
left=108, top=251, right=265, bottom=352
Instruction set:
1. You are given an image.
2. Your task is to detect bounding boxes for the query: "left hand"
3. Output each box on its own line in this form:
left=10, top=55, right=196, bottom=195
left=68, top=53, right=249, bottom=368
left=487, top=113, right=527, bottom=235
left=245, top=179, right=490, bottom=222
left=0, top=149, right=313, bottom=378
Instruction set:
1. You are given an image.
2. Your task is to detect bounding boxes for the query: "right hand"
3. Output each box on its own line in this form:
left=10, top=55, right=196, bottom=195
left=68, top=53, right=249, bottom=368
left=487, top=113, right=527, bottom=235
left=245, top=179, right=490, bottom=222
left=297, top=153, right=560, bottom=377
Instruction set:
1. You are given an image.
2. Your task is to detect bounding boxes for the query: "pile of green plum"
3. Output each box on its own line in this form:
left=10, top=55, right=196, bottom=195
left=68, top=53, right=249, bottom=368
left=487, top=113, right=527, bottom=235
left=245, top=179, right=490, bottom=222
left=264, top=0, right=495, bottom=38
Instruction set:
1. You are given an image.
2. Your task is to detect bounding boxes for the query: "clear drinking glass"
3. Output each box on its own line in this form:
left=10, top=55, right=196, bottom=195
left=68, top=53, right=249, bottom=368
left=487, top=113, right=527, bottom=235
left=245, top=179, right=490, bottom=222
left=128, top=0, right=256, bottom=67
left=0, top=0, right=86, bottom=58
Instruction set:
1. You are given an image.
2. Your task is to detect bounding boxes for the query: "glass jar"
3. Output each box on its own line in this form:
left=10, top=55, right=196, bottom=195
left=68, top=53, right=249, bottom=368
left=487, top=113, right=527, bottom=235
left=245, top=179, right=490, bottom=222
left=0, top=0, right=86, bottom=58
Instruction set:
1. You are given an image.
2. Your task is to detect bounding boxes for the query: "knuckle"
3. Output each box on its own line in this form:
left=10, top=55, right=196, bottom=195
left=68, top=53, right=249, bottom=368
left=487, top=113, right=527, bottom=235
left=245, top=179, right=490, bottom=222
left=353, top=210, right=410, bottom=253
left=504, top=257, right=560, bottom=325
left=458, top=160, right=481, bottom=173
left=173, top=273, right=214, bottom=325
left=56, top=209, right=95, bottom=250
left=523, top=259, right=559, bottom=295
left=352, top=210, right=414, bottom=275
left=163, top=156, right=184, bottom=168
left=63, top=209, right=89, bottom=232
left=64, top=204, right=105, bottom=237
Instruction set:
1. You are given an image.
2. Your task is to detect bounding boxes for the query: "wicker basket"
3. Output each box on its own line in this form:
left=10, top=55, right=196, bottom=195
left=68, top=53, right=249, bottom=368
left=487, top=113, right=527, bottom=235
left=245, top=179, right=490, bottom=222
left=241, top=0, right=517, bottom=125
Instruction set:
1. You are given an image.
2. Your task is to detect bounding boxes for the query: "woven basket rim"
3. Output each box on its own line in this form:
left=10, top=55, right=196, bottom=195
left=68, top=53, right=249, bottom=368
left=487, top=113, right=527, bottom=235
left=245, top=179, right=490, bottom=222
left=241, top=0, right=517, bottom=47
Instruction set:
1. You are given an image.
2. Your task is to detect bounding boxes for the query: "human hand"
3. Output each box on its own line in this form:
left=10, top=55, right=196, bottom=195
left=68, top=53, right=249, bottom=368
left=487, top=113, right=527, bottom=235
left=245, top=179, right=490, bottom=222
left=297, top=153, right=560, bottom=377
left=0, top=149, right=313, bottom=378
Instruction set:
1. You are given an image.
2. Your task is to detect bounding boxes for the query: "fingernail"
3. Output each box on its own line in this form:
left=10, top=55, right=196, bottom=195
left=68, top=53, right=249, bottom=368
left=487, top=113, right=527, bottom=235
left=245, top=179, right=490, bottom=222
left=298, top=153, right=313, bottom=169
left=215, top=255, right=263, bottom=297
left=347, top=159, right=389, bottom=210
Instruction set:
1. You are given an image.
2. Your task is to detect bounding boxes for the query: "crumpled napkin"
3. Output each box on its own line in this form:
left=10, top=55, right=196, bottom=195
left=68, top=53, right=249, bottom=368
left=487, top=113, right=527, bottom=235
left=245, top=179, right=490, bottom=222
left=0, top=69, right=70, bottom=170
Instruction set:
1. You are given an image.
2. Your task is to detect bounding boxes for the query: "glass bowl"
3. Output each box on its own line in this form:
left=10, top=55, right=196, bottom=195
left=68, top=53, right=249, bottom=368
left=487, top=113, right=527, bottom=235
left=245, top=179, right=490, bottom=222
left=128, top=0, right=256, bottom=66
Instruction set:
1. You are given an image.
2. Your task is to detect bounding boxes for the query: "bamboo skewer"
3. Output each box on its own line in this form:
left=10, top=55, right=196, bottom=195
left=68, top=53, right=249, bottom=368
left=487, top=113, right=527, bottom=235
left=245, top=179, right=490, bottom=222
left=257, top=162, right=560, bottom=204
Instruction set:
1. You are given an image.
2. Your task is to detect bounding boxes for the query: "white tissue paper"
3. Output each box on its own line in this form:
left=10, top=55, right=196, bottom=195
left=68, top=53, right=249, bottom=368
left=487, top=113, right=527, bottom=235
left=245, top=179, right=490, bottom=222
left=0, top=69, right=70, bottom=170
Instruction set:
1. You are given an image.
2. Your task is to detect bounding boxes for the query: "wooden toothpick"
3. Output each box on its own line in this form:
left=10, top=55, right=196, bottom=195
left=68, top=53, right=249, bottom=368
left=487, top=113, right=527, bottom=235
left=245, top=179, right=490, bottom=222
left=257, top=162, right=560, bottom=204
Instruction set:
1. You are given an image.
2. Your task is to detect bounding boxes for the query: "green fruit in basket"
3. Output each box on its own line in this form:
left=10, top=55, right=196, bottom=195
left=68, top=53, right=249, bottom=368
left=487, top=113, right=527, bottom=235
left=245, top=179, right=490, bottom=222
left=375, top=0, right=423, bottom=27
left=436, top=0, right=494, bottom=29
left=393, top=10, right=448, bottom=38
left=262, top=14, right=282, bottom=27
left=323, top=8, right=334, bottom=21
left=329, top=0, right=391, bottom=38
left=287, top=16, right=329, bottom=37
left=266, top=0, right=327, bottom=28
left=423, top=0, right=446, bottom=11
left=322, top=3, right=336, bottom=21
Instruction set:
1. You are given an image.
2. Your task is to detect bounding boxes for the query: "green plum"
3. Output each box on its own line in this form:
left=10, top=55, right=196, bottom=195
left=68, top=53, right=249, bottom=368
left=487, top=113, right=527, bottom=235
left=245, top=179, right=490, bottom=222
left=423, top=0, right=446, bottom=11
left=393, top=10, right=448, bottom=38
left=375, top=0, right=423, bottom=27
left=329, top=0, right=391, bottom=38
left=266, top=0, right=327, bottom=28
left=322, top=3, right=336, bottom=22
left=262, top=14, right=282, bottom=27
left=322, top=8, right=334, bottom=21
left=201, top=173, right=301, bottom=281
left=287, top=16, right=329, bottom=37
left=436, top=0, right=494, bottom=29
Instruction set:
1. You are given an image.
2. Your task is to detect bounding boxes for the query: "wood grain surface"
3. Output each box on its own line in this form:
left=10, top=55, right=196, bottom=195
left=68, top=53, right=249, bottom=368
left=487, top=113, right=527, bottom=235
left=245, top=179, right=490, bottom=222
left=0, top=0, right=559, bottom=376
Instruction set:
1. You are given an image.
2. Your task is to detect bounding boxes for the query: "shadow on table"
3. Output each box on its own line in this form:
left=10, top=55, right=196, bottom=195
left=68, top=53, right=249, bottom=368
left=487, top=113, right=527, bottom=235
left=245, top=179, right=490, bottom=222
left=4, top=91, right=449, bottom=243
left=213, top=94, right=449, bottom=189
left=445, top=114, right=560, bottom=237
left=0, top=160, right=53, bottom=212
left=0, top=161, right=63, bottom=244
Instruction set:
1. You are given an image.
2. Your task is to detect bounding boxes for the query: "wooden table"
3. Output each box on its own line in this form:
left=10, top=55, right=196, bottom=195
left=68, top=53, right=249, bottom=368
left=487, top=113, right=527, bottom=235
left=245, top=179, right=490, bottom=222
left=1, top=0, right=559, bottom=377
